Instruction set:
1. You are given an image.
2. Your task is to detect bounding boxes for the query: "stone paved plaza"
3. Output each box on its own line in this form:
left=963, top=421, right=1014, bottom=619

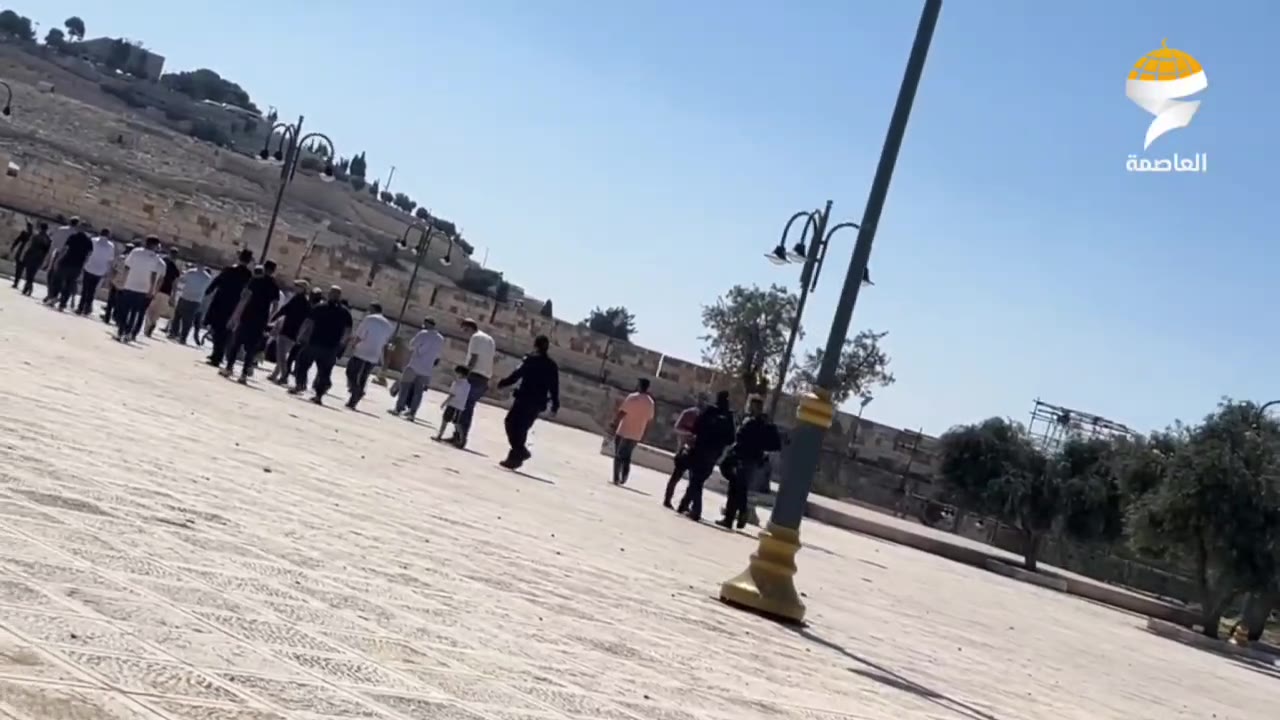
left=0, top=290, right=1272, bottom=720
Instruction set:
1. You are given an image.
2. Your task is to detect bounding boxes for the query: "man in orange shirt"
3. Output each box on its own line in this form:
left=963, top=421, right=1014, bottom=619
left=610, top=378, right=656, bottom=486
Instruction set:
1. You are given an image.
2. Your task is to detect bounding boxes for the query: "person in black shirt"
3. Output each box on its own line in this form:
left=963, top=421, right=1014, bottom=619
left=677, top=390, right=737, bottom=521
left=497, top=335, right=561, bottom=470
left=267, top=279, right=312, bottom=384
left=290, top=286, right=353, bottom=405
left=7, top=222, right=31, bottom=267
left=14, top=223, right=51, bottom=296
left=715, top=396, right=782, bottom=529
left=222, top=261, right=280, bottom=383
left=45, top=224, right=92, bottom=311
left=202, top=249, right=254, bottom=366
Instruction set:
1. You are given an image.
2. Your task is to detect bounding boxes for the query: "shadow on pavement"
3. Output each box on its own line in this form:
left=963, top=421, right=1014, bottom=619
left=511, top=470, right=554, bottom=485
left=792, top=628, right=1001, bottom=720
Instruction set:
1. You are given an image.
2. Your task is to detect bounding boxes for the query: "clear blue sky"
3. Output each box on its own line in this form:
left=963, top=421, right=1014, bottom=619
left=23, top=1, right=1278, bottom=435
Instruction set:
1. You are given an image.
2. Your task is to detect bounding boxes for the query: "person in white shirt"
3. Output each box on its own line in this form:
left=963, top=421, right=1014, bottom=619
left=344, top=302, right=395, bottom=410
left=42, top=216, right=79, bottom=303
left=435, top=366, right=473, bottom=441
left=77, top=229, right=116, bottom=317
left=115, top=236, right=163, bottom=343
left=389, top=317, right=445, bottom=421
left=449, top=318, right=496, bottom=448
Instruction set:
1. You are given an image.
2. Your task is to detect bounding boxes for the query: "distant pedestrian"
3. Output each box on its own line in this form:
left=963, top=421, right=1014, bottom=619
left=45, top=223, right=92, bottom=311
left=42, top=217, right=80, bottom=303
left=676, top=390, right=737, bottom=522
left=202, top=249, right=254, bottom=366
left=389, top=317, right=445, bottom=421
left=101, top=242, right=132, bottom=322
left=715, top=396, right=781, bottom=530
left=13, top=223, right=50, bottom=296
left=497, top=335, right=560, bottom=470
left=435, top=366, right=472, bottom=441
left=7, top=222, right=31, bottom=263
left=449, top=318, right=496, bottom=448
left=77, top=229, right=116, bottom=316
left=345, top=302, right=394, bottom=410
left=169, top=264, right=212, bottom=343
left=266, top=279, right=311, bottom=384
left=290, top=286, right=353, bottom=405
left=222, top=261, right=280, bottom=383
left=663, top=393, right=708, bottom=508
left=143, top=248, right=182, bottom=337
left=609, top=378, right=656, bottom=486
left=114, top=237, right=164, bottom=343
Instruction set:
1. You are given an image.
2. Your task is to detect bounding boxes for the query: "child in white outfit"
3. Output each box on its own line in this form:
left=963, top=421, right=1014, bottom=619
left=436, top=366, right=472, bottom=440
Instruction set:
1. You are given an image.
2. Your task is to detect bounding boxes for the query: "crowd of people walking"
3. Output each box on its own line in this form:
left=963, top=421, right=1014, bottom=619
left=7, top=215, right=781, bottom=531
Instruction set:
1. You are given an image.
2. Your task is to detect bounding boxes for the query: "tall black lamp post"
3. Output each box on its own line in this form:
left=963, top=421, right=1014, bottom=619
left=393, top=217, right=455, bottom=337
left=764, top=203, right=867, bottom=418
left=719, top=0, right=943, bottom=624
left=257, top=115, right=336, bottom=261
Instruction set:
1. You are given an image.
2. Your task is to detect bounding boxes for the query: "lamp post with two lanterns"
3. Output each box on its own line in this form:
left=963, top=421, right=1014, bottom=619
left=257, top=115, right=336, bottom=261
left=393, top=216, right=456, bottom=337
left=763, top=202, right=869, bottom=419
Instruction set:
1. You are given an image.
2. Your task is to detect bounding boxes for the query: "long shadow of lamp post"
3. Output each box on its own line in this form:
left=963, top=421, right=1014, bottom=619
left=257, top=115, right=335, bottom=261
left=720, top=0, right=943, bottom=624
left=764, top=203, right=869, bottom=419
left=393, top=216, right=455, bottom=337
left=0, top=80, right=13, bottom=117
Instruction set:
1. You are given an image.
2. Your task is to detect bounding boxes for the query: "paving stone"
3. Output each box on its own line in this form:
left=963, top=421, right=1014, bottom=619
left=0, top=608, right=165, bottom=658
left=216, top=674, right=382, bottom=717
left=0, top=679, right=158, bottom=720
left=65, top=650, right=246, bottom=703
left=0, top=629, right=97, bottom=685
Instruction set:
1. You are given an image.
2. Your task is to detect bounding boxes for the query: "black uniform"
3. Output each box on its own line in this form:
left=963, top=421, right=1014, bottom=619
left=497, top=352, right=561, bottom=468
left=677, top=404, right=737, bottom=521
left=203, top=262, right=252, bottom=365
left=292, top=301, right=353, bottom=400
left=718, top=415, right=782, bottom=528
left=14, top=231, right=50, bottom=296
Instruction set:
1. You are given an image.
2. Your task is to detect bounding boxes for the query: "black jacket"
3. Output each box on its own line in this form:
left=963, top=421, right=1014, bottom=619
left=690, top=405, right=736, bottom=457
left=498, top=352, right=561, bottom=412
left=729, top=415, right=783, bottom=464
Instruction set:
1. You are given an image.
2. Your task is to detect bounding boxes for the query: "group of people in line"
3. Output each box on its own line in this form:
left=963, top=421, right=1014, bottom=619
left=7, top=216, right=782, bottom=529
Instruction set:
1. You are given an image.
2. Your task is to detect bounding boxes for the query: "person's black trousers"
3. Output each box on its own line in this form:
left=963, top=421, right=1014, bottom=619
left=16, top=260, right=40, bottom=295
left=170, top=298, right=199, bottom=342
left=722, top=461, right=757, bottom=526
left=113, top=290, right=148, bottom=340
left=678, top=451, right=719, bottom=520
left=224, top=320, right=267, bottom=376
left=504, top=400, right=542, bottom=463
left=77, top=272, right=103, bottom=316
left=53, top=264, right=81, bottom=310
left=101, top=286, right=117, bottom=321
left=294, top=345, right=339, bottom=398
left=663, top=448, right=693, bottom=505
left=345, top=357, right=375, bottom=406
left=206, top=317, right=231, bottom=365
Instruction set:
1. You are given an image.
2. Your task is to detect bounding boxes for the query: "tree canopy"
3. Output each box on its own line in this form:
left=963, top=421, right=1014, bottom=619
left=938, top=418, right=1125, bottom=571
left=701, top=284, right=798, bottom=396
left=0, top=10, right=35, bottom=41
left=44, top=28, right=67, bottom=50
left=1118, top=401, right=1280, bottom=637
left=160, top=69, right=260, bottom=114
left=586, top=306, right=637, bottom=342
left=787, top=330, right=895, bottom=405
left=349, top=151, right=367, bottom=178
left=64, top=16, right=86, bottom=41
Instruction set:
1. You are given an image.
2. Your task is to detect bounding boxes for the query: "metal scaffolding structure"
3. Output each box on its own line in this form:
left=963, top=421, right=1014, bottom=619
left=1027, top=398, right=1135, bottom=453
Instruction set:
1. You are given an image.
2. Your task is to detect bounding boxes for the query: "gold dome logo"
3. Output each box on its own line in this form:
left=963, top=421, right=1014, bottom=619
left=1125, top=39, right=1208, bottom=150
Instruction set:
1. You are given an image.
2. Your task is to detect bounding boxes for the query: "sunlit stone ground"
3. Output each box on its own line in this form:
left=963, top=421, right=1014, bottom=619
left=0, top=287, right=1272, bottom=720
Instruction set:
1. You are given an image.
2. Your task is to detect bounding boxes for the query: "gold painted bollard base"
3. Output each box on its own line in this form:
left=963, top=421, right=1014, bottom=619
left=719, top=522, right=806, bottom=624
